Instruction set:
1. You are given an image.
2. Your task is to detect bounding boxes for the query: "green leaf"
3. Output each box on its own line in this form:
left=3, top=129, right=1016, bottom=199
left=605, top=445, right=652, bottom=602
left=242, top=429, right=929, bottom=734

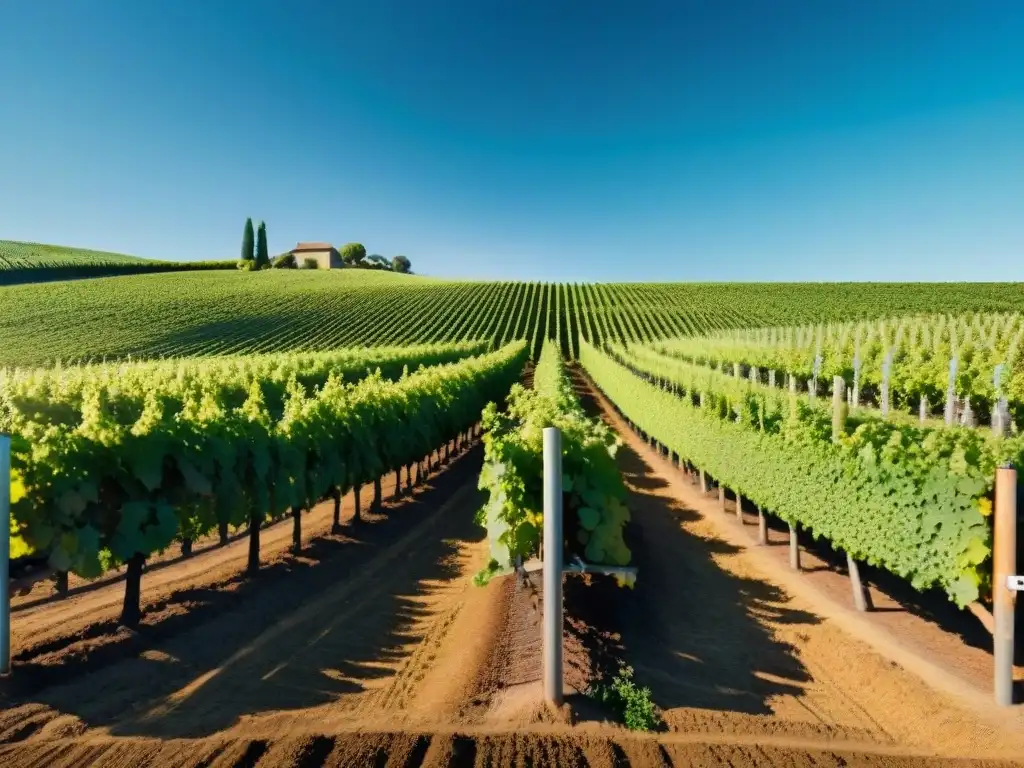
left=947, top=572, right=980, bottom=608
left=49, top=546, right=72, bottom=573
left=956, top=536, right=990, bottom=569
left=111, top=501, right=151, bottom=559
left=578, top=506, right=601, bottom=531
left=178, top=458, right=213, bottom=495
left=57, top=490, right=87, bottom=518
left=130, top=450, right=164, bottom=491
left=146, top=503, right=179, bottom=552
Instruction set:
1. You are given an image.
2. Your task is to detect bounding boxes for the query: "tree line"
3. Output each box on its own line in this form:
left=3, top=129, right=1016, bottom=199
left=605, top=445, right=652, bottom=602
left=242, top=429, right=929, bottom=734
left=238, top=218, right=412, bottom=274
left=338, top=243, right=412, bottom=274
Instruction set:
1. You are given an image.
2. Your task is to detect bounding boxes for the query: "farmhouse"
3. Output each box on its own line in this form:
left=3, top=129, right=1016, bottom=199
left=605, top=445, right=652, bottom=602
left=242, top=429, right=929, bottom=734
left=289, top=242, right=343, bottom=269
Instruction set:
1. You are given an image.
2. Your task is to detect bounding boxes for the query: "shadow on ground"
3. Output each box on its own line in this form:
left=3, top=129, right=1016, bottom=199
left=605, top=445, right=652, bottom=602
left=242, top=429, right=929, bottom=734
left=1, top=447, right=487, bottom=740
left=568, top=367, right=820, bottom=718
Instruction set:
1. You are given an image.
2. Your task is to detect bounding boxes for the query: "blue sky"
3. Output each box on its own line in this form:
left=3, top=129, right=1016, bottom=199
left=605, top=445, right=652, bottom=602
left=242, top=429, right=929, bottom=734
left=1, top=1, right=1021, bottom=282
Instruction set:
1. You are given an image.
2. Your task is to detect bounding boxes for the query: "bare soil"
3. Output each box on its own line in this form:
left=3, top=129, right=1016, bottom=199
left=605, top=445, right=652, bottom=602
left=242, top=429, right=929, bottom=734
left=1, top=379, right=1023, bottom=767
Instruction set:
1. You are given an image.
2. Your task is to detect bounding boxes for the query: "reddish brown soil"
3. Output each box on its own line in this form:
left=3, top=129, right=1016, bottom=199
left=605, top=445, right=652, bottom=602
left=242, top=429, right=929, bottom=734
left=5, top=443, right=465, bottom=690
left=576, top=367, right=1024, bottom=705
left=1, top=379, right=1023, bottom=767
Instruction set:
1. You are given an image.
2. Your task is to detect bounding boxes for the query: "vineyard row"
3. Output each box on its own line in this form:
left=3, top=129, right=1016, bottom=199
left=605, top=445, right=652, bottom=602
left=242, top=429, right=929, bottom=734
left=578, top=339, right=1017, bottom=609
left=6, top=273, right=1024, bottom=367
left=7, top=343, right=529, bottom=624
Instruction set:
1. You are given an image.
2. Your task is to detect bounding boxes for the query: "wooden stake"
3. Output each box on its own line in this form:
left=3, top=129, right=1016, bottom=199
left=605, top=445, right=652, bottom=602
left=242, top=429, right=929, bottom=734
left=832, top=376, right=847, bottom=441
left=847, top=552, right=873, bottom=611
left=718, top=485, right=725, bottom=511
left=757, top=506, right=768, bottom=545
left=945, top=356, right=958, bottom=426
left=789, top=524, right=800, bottom=570
left=994, top=465, right=1017, bottom=707
left=880, top=350, right=893, bottom=418
left=735, top=492, right=743, bottom=523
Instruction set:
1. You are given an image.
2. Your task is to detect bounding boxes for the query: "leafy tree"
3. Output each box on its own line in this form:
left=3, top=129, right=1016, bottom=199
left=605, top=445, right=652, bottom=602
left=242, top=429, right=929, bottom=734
left=340, top=243, right=367, bottom=266
left=392, top=255, right=412, bottom=274
left=272, top=252, right=297, bottom=269
left=241, top=218, right=255, bottom=262
left=255, top=221, right=270, bottom=269
left=367, top=254, right=391, bottom=269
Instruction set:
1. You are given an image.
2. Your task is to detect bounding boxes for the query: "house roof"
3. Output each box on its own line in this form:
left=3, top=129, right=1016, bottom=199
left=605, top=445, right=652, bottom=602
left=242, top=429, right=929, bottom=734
left=291, top=242, right=335, bottom=252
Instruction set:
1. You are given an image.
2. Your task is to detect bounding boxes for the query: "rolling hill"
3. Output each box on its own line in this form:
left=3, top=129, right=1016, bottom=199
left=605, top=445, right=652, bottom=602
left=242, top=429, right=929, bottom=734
left=2, top=265, right=1023, bottom=367
left=0, top=239, right=236, bottom=287
left=0, top=240, right=155, bottom=269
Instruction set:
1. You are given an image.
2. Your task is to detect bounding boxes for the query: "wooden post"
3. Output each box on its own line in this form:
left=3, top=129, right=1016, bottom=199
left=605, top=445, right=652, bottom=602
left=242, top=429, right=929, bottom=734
left=852, top=351, right=861, bottom=408
left=832, top=376, right=847, bottom=440
left=962, top=397, right=976, bottom=428
left=768, top=370, right=776, bottom=389
left=757, top=506, right=768, bottom=545
left=945, top=356, right=958, bottom=426
left=809, top=352, right=821, bottom=407
left=718, top=485, right=725, bottom=511
left=699, top=469, right=707, bottom=494
left=788, top=375, right=798, bottom=420
left=992, top=364, right=1009, bottom=437
left=735, top=492, right=743, bottom=523
left=789, top=524, right=800, bottom=570
left=831, top=374, right=869, bottom=608
left=847, top=552, right=873, bottom=612
left=880, top=350, right=894, bottom=418
left=993, top=465, right=1017, bottom=707
left=919, top=394, right=928, bottom=425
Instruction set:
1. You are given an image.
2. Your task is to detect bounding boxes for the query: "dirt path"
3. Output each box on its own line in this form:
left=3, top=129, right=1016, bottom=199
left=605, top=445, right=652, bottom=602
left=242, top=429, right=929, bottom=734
left=2, top=374, right=1024, bottom=766
left=6, top=445, right=460, bottom=684
left=573, top=367, right=1024, bottom=760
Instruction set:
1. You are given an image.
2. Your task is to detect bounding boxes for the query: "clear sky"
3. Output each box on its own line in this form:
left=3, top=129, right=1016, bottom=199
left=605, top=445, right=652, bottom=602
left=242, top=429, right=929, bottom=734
left=1, top=2, right=1021, bottom=282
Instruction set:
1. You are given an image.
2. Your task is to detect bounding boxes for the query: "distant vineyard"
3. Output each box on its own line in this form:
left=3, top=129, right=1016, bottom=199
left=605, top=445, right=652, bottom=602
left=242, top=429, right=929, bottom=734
left=0, top=241, right=154, bottom=269
left=2, top=268, right=1024, bottom=367
left=646, top=312, right=1024, bottom=429
left=0, top=240, right=236, bottom=286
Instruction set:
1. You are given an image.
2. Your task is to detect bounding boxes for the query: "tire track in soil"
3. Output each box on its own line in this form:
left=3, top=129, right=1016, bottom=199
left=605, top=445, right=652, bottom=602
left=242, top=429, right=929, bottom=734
left=5, top=731, right=1023, bottom=768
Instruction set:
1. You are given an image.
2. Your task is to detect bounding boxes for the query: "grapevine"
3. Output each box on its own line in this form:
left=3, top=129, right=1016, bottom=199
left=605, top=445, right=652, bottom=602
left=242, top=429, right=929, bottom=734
left=579, top=338, right=1024, bottom=608
left=474, top=342, right=632, bottom=585
left=8, top=342, right=529, bottom=623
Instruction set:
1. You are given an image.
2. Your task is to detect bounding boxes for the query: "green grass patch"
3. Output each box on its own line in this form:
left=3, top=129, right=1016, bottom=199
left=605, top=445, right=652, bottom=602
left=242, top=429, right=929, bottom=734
left=588, top=664, right=662, bottom=731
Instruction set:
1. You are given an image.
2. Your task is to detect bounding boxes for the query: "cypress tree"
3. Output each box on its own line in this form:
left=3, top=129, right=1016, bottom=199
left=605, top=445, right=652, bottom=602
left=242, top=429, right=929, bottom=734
left=241, top=218, right=255, bottom=262
left=255, top=221, right=269, bottom=269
